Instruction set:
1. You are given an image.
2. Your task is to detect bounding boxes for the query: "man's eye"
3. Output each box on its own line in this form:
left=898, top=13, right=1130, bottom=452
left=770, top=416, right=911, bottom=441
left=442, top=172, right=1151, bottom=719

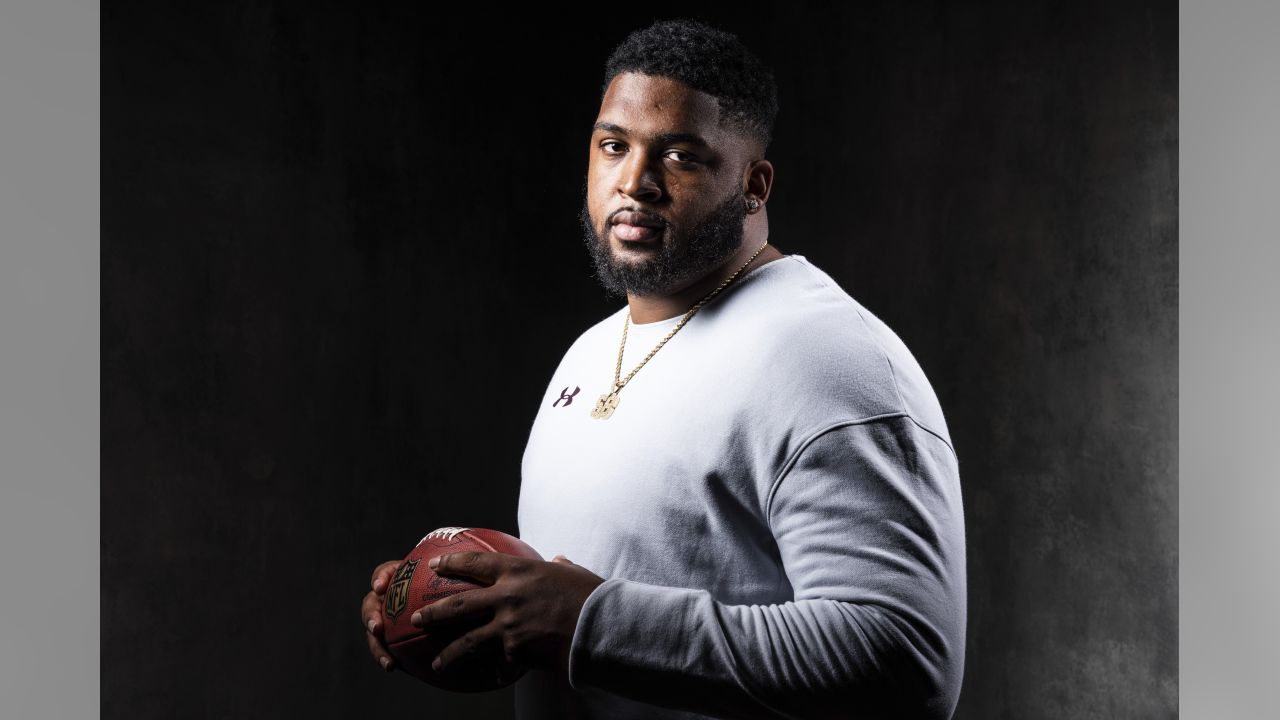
left=598, top=143, right=696, bottom=166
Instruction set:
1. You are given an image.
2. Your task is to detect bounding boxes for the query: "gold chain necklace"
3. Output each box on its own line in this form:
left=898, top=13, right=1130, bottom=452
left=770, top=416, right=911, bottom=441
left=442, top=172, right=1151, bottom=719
left=590, top=241, right=770, bottom=419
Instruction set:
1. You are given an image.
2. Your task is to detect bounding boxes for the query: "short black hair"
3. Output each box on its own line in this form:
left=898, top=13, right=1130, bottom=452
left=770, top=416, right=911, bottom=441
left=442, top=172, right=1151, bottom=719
left=600, top=18, right=779, bottom=153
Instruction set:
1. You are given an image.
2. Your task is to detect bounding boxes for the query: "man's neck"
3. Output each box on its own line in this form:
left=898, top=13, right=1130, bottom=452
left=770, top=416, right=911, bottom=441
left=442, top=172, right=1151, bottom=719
left=625, top=236, right=786, bottom=324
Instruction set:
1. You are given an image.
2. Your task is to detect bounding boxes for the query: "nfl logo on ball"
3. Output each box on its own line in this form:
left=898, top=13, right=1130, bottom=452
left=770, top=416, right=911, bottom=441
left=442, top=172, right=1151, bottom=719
left=385, top=558, right=418, bottom=620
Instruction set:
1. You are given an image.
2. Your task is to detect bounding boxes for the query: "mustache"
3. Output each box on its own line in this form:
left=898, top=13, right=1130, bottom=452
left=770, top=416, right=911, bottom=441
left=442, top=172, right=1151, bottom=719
left=608, top=209, right=669, bottom=229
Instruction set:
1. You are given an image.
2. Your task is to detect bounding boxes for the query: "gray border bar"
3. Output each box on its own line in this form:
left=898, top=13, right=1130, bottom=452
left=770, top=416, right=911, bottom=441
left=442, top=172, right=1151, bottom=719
left=0, top=0, right=101, bottom=718
left=1181, top=1, right=1280, bottom=717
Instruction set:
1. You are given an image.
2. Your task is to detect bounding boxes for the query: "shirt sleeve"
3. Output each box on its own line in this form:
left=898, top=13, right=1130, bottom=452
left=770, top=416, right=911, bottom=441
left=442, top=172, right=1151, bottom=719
left=565, top=415, right=967, bottom=720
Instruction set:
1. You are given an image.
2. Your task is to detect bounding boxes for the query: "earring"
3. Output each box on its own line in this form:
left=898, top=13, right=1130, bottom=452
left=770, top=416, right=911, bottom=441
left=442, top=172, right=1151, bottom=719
left=747, top=198, right=760, bottom=211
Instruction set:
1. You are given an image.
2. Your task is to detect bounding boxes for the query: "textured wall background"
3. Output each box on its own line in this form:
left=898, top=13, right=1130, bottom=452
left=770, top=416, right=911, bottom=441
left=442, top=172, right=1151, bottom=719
left=103, top=2, right=1177, bottom=718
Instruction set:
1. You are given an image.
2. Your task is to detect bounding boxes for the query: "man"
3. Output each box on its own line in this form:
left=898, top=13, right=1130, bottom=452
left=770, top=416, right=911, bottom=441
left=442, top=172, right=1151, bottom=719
left=360, top=19, right=966, bottom=720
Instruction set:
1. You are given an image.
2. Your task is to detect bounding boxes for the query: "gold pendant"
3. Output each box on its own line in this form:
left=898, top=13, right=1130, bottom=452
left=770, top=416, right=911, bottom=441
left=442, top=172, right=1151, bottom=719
left=590, top=391, right=620, bottom=419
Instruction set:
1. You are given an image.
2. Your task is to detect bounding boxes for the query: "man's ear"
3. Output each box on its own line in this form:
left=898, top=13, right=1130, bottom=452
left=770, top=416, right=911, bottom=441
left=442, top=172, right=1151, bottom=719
left=745, top=158, right=774, bottom=205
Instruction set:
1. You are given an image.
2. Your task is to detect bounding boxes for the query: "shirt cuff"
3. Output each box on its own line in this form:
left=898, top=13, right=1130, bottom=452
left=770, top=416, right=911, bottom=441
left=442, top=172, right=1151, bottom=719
left=567, top=577, right=685, bottom=692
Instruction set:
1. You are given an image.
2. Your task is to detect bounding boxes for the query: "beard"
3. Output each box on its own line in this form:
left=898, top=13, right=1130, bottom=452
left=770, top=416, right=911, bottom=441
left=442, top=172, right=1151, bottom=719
left=579, top=183, right=747, bottom=299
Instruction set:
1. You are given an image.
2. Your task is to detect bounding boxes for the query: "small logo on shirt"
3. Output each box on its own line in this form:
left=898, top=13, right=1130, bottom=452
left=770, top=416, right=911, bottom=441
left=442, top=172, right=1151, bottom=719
left=553, top=386, right=581, bottom=407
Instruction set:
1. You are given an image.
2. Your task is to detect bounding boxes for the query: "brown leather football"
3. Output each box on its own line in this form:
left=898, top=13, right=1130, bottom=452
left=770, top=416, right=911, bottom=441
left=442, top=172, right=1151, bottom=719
left=382, top=527, right=543, bottom=692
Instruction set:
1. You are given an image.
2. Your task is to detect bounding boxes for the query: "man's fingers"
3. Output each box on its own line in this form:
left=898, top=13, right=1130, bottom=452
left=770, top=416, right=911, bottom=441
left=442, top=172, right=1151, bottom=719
left=431, top=551, right=506, bottom=585
left=430, top=622, right=499, bottom=671
left=371, top=559, right=401, bottom=595
left=363, top=558, right=404, bottom=672
left=362, top=590, right=388, bottom=636
left=411, top=587, right=499, bottom=629
left=365, top=626, right=395, bottom=672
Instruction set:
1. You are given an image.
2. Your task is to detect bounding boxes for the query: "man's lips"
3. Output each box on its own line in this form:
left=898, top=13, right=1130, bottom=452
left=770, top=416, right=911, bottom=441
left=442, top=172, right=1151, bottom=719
left=610, top=211, right=666, bottom=242
left=612, top=223, right=663, bottom=242
left=613, top=210, right=666, bottom=228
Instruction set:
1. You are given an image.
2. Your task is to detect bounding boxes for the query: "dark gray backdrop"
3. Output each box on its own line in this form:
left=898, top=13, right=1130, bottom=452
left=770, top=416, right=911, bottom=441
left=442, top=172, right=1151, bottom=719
left=103, top=2, right=1177, bottom=718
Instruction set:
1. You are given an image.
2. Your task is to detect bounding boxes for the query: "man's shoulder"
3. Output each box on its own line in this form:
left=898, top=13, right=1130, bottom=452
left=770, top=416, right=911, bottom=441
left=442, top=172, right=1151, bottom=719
left=727, top=255, right=954, bottom=448
left=722, top=255, right=892, bottom=369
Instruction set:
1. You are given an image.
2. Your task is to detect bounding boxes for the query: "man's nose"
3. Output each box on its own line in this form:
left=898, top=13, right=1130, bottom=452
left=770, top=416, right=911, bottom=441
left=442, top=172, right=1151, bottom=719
left=618, top=153, right=662, bottom=201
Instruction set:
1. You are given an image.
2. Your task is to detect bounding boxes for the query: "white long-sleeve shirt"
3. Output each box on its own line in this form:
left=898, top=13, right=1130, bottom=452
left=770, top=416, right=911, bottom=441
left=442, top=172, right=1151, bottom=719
left=515, top=254, right=966, bottom=719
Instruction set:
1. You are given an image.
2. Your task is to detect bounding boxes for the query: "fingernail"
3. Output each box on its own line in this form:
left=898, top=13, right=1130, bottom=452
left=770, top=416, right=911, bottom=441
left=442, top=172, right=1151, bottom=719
left=428, top=557, right=440, bottom=569
left=431, top=656, right=442, bottom=672
left=411, top=612, right=422, bottom=626
left=380, top=657, right=391, bottom=670
left=367, top=619, right=377, bottom=633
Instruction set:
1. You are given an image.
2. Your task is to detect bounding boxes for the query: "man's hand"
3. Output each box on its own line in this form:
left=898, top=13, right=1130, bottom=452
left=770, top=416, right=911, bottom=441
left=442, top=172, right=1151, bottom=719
left=361, top=559, right=403, bottom=672
left=410, top=552, right=605, bottom=678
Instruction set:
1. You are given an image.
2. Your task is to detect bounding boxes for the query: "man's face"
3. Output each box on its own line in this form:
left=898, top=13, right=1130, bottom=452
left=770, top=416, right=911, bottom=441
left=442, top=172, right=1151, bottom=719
left=580, top=72, right=755, bottom=298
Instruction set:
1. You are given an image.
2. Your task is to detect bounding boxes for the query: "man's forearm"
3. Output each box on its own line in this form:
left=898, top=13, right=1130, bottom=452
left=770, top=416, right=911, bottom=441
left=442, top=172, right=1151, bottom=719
left=567, top=578, right=958, bottom=720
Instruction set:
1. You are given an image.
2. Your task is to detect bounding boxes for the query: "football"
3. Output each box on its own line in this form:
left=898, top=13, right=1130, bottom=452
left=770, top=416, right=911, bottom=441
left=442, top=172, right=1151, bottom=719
left=382, top=526, right=543, bottom=692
